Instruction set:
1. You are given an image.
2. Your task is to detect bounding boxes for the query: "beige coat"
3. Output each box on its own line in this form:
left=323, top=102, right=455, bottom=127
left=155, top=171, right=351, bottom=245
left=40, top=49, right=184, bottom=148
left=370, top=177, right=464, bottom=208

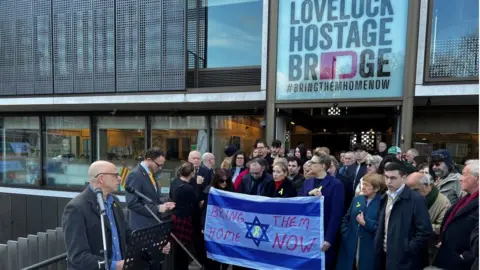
left=429, top=192, right=451, bottom=234
left=427, top=191, right=451, bottom=264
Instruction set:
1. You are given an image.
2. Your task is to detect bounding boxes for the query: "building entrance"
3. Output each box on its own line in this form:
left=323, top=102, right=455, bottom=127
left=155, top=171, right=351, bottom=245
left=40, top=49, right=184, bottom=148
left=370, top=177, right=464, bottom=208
left=280, top=106, right=398, bottom=155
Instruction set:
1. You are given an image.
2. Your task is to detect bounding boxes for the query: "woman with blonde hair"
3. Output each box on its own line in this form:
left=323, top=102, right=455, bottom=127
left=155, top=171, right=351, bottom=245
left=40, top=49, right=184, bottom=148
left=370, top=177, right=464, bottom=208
left=337, top=173, right=385, bottom=270
left=262, top=162, right=297, bottom=198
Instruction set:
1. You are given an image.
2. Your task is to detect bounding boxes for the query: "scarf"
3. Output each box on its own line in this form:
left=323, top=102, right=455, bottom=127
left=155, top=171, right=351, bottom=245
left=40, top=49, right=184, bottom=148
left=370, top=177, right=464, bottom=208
left=441, top=190, right=479, bottom=236
left=426, top=186, right=439, bottom=209
left=275, top=179, right=285, bottom=191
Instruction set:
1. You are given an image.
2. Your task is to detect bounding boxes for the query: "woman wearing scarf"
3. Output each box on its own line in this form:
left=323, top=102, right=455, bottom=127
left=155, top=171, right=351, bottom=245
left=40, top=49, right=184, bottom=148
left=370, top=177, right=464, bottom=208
left=336, top=173, right=385, bottom=270
left=262, top=161, right=297, bottom=198
left=433, top=160, right=479, bottom=270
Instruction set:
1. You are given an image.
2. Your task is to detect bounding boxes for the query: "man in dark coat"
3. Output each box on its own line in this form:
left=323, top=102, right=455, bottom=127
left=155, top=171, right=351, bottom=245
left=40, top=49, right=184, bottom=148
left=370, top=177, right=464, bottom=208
left=373, top=162, right=432, bottom=270
left=62, top=161, right=170, bottom=270
left=286, top=156, right=305, bottom=194
left=433, top=160, right=479, bottom=270
left=238, top=157, right=273, bottom=196
left=471, top=223, right=478, bottom=270
left=126, top=148, right=175, bottom=231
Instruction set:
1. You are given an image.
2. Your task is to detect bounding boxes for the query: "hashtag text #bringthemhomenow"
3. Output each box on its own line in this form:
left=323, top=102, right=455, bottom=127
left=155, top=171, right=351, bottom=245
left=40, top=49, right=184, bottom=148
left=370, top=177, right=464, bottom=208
left=286, top=79, right=390, bottom=93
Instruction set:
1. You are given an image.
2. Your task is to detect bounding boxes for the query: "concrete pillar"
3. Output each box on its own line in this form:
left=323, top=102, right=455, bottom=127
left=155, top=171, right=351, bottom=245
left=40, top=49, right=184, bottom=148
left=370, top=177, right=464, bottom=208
left=275, top=116, right=286, bottom=144
left=400, top=0, right=421, bottom=150
left=265, top=0, right=279, bottom=144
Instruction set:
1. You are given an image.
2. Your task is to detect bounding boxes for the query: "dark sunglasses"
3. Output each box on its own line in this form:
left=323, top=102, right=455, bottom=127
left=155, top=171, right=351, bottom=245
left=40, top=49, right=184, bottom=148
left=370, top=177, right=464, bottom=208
left=366, top=163, right=373, bottom=167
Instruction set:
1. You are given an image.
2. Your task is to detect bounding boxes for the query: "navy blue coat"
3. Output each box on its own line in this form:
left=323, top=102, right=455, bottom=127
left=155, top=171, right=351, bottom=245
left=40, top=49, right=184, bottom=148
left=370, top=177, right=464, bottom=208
left=336, top=194, right=381, bottom=270
left=373, top=186, right=432, bottom=270
left=301, top=175, right=345, bottom=269
left=126, top=165, right=166, bottom=230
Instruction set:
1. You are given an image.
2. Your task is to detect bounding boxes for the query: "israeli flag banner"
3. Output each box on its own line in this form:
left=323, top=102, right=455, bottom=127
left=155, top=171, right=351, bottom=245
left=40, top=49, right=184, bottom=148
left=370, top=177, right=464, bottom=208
left=204, top=188, right=325, bottom=270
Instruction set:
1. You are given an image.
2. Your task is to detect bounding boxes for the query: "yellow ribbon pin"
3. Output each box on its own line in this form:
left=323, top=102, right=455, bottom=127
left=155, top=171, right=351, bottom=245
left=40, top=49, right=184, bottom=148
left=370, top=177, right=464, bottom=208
left=253, top=226, right=261, bottom=237
left=279, top=188, right=283, bottom=195
left=356, top=202, right=361, bottom=208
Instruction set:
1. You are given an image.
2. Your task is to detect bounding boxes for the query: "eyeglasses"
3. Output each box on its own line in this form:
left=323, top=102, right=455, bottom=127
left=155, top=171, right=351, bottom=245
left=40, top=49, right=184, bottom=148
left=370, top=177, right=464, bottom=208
left=218, top=180, right=227, bottom=184
left=150, top=159, right=163, bottom=168
left=95, top=172, right=120, bottom=178
left=366, top=163, right=373, bottom=167
left=250, top=171, right=262, bottom=175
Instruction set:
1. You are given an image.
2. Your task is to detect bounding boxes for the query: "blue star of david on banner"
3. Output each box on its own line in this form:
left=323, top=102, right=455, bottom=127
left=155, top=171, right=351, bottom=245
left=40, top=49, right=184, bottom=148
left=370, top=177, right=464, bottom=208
left=245, top=216, right=270, bottom=247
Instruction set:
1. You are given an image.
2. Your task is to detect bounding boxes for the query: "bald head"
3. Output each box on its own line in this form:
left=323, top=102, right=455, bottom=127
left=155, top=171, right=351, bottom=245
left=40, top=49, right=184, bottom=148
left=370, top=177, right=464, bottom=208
left=88, top=161, right=119, bottom=195
left=88, top=160, right=116, bottom=182
left=407, top=172, right=433, bottom=197
left=406, top=172, right=424, bottom=188
left=188, top=151, right=201, bottom=167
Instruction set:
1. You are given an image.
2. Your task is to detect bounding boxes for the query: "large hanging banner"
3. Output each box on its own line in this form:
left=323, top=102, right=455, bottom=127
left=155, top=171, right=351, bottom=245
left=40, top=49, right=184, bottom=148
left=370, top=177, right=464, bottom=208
left=276, top=0, right=409, bottom=100
left=204, top=188, right=325, bottom=270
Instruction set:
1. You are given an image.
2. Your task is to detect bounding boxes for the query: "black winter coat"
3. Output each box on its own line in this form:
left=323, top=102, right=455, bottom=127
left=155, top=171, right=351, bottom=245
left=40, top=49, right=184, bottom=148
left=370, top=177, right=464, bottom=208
left=433, top=195, right=479, bottom=270
left=373, top=186, right=432, bottom=270
left=261, top=179, right=297, bottom=198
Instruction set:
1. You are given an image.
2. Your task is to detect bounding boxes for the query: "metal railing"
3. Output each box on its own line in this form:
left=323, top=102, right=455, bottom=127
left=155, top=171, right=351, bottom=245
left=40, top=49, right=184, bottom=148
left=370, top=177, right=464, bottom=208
left=21, top=253, right=67, bottom=270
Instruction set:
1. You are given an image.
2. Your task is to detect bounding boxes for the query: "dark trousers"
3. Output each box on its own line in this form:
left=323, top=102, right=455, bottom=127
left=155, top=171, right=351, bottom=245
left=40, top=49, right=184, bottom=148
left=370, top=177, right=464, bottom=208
left=173, top=242, right=191, bottom=270
left=206, top=258, right=229, bottom=270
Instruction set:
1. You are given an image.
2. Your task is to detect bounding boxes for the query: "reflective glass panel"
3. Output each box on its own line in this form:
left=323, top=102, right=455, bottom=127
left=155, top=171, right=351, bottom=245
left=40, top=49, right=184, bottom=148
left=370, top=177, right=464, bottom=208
left=45, top=116, right=90, bottom=187
left=204, top=0, right=263, bottom=68
left=0, top=117, right=41, bottom=185
left=428, top=0, right=479, bottom=79
left=97, top=116, right=145, bottom=191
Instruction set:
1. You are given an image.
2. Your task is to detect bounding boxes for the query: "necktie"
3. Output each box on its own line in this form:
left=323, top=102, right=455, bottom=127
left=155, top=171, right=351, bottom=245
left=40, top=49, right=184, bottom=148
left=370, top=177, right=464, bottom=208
left=149, top=172, right=157, bottom=191
left=195, top=167, right=199, bottom=177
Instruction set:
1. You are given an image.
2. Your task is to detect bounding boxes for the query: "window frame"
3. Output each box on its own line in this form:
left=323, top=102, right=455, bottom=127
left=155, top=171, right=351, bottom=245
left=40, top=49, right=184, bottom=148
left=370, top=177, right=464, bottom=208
left=423, top=0, right=479, bottom=83
left=0, top=111, right=263, bottom=192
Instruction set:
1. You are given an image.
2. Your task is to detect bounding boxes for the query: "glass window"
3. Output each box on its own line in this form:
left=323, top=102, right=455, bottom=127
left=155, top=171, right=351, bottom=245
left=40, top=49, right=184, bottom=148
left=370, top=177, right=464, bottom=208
left=45, top=116, right=90, bottom=187
left=97, top=116, right=145, bottom=191
left=151, top=116, right=208, bottom=194
left=211, top=116, right=262, bottom=167
left=427, top=0, right=479, bottom=80
left=0, top=117, right=41, bottom=185
left=203, top=0, right=263, bottom=68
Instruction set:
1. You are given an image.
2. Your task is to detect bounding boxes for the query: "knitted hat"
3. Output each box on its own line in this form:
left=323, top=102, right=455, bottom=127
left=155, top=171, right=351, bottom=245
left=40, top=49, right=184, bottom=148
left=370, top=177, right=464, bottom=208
left=430, top=149, right=453, bottom=169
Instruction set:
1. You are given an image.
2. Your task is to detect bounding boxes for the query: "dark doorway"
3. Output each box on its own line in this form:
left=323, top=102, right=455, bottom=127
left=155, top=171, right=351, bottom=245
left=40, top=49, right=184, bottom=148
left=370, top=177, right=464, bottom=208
left=283, top=106, right=398, bottom=153
left=312, top=134, right=351, bottom=154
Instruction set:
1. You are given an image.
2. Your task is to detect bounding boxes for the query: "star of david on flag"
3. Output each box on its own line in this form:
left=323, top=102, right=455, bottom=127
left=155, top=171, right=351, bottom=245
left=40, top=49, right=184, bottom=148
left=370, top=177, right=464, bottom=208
left=245, top=216, right=269, bottom=247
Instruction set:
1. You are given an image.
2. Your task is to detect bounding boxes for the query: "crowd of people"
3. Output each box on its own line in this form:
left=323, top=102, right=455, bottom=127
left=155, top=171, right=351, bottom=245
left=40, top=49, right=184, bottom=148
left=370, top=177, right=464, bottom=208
left=160, top=140, right=478, bottom=270
left=62, top=139, right=479, bottom=270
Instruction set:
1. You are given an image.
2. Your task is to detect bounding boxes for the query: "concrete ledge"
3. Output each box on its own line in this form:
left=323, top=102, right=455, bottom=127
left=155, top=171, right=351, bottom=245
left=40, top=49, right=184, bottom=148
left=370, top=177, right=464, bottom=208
left=415, top=84, right=479, bottom=96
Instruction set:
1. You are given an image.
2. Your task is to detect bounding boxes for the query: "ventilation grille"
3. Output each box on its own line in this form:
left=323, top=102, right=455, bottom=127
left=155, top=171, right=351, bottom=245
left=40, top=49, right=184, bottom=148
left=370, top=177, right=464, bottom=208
left=187, top=68, right=261, bottom=88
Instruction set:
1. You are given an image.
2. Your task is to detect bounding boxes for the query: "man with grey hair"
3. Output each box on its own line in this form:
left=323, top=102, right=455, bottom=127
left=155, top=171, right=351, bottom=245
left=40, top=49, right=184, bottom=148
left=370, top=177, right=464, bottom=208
left=406, top=148, right=419, bottom=164
left=201, top=152, right=215, bottom=170
left=406, top=172, right=451, bottom=264
left=433, top=159, right=479, bottom=270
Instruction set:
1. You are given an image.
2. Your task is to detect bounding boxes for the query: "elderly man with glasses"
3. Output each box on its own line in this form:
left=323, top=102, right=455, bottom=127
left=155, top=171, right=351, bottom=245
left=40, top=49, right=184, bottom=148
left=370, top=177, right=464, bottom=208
left=62, top=160, right=171, bottom=270
left=406, top=172, right=451, bottom=264
left=126, top=148, right=175, bottom=231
